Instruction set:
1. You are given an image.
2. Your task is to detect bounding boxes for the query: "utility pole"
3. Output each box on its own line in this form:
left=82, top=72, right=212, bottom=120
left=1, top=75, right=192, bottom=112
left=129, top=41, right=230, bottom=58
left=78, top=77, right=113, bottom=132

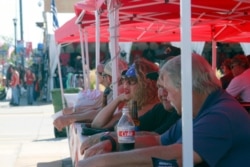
left=19, top=0, right=24, bottom=67
left=19, top=0, right=23, bottom=41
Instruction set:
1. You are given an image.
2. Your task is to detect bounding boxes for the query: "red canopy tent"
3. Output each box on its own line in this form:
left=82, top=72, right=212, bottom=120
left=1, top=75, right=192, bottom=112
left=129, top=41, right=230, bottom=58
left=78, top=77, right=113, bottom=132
left=55, top=0, right=250, bottom=44
left=54, top=0, right=250, bottom=93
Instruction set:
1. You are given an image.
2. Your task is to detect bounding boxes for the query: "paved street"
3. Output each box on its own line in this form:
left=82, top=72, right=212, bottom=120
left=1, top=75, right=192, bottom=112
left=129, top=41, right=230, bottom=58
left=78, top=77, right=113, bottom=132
left=0, top=92, right=72, bottom=167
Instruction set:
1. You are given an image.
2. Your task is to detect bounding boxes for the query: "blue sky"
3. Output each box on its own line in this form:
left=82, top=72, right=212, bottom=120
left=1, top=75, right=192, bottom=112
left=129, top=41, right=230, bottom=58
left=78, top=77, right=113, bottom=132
left=0, top=0, right=44, bottom=47
left=0, top=0, right=75, bottom=48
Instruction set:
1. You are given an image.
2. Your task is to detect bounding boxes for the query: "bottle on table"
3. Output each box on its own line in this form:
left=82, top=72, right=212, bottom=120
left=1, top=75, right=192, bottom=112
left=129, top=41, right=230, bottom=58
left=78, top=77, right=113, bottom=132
left=116, top=105, right=135, bottom=151
left=131, top=100, right=140, bottom=131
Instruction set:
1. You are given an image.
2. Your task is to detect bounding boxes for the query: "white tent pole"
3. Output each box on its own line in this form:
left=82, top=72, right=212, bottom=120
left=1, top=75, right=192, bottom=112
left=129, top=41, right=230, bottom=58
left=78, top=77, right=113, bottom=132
left=84, top=29, right=91, bottom=89
left=95, top=10, right=101, bottom=90
left=55, top=46, right=65, bottom=109
left=212, top=40, right=217, bottom=71
left=211, top=25, right=217, bottom=72
left=114, top=0, right=120, bottom=100
left=108, top=0, right=119, bottom=100
left=180, top=0, right=193, bottom=166
left=79, top=26, right=87, bottom=89
left=49, top=34, right=60, bottom=101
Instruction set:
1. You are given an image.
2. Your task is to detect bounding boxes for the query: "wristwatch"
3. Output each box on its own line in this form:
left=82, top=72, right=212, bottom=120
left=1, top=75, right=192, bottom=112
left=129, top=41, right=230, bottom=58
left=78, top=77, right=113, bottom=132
left=100, top=133, right=117, bottom=152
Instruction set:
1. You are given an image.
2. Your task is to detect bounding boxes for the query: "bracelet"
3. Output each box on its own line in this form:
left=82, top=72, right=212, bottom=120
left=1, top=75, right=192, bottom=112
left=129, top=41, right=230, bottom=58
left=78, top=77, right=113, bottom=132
left=100, top=134, right=117, bottom=152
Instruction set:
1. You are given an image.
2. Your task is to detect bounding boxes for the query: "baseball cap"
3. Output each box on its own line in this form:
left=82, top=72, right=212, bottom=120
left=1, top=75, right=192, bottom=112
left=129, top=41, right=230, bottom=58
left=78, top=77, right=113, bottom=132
left=124, top=64, right=136, bottom=78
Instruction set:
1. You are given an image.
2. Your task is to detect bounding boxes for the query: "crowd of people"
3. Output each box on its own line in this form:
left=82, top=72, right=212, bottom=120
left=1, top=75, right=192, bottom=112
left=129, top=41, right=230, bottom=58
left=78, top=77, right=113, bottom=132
left=52, top=50, right=250, bottom=167
left=6, top=64, right=36, bottom=106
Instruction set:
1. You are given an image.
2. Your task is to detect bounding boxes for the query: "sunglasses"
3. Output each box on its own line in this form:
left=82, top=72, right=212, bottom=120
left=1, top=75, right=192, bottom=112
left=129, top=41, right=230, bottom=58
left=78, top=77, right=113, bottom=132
left=120, top=77, right=138, bottom=85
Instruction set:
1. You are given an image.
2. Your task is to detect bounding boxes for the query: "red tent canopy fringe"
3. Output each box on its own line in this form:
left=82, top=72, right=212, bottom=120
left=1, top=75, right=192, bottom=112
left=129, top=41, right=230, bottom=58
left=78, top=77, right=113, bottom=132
left=55, top=0, right=250, bottom=44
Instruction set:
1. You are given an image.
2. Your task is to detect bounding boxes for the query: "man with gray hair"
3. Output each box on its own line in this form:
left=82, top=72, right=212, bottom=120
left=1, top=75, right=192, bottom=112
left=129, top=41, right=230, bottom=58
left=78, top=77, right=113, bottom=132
left=77, top=54, right=250, bottom=167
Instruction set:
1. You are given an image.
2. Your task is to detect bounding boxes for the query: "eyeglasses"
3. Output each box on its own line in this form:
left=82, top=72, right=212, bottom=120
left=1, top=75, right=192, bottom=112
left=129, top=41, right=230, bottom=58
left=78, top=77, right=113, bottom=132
left=230, top=64, right=239, bottom=69
left=120, top=77, right=138, bottom=85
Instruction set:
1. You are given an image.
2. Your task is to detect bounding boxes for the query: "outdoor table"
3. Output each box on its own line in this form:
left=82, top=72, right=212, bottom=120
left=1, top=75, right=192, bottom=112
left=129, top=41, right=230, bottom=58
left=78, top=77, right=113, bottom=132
left=68, top=121, right=110, bottom=165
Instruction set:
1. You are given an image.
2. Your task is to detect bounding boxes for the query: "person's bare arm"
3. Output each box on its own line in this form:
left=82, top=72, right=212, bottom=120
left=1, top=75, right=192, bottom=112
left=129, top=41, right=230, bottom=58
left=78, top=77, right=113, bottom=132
left=91, top=94, right=128, bottom=129
left=80, top=131, right=158, bottom=155
left=83, top=134, right=161, bottom=158
left=77, top=144, right=177, bottom=167
left=53, top=109, right=100, bottom=131
left=78, top=143, right=203, bottom=167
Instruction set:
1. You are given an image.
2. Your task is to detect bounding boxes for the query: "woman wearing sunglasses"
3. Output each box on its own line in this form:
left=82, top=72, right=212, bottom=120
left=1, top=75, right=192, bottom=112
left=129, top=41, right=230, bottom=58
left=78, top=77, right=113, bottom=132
left=91, top=58, right=159, bottom=129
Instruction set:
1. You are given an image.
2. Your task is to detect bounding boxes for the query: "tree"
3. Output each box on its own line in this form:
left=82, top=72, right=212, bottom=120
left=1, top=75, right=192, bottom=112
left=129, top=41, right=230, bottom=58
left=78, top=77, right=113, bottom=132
left=0, top=35, right=15, bottom=65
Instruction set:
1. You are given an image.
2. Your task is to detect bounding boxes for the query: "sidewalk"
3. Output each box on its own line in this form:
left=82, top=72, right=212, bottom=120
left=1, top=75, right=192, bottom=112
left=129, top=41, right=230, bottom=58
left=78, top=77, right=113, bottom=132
left=0, top=91, right=72, bottom=167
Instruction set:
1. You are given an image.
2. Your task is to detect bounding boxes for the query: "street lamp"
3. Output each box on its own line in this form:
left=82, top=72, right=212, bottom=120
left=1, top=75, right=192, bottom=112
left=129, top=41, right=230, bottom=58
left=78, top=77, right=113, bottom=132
left=13, top=18, right=17, bottom=55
